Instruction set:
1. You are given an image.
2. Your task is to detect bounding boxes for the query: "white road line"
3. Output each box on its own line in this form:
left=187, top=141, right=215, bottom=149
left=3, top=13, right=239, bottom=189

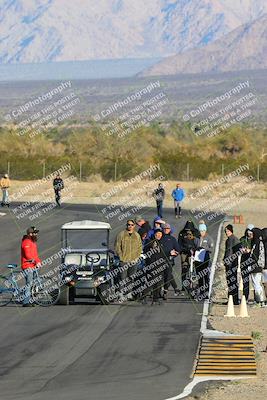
left=0, top=212, right=6, bottom=217
left=164, top=218, right=227, bottom=400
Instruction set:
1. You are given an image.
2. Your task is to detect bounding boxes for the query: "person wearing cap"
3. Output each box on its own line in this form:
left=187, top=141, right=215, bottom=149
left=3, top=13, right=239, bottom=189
left=21, top=227, right=41, bottom=307
left=0, top=174, right=11, bottom=207
left=114, top=219, right=142, bottom=300
left=152, top=183, right=165, bottom=218
left=171, top=183, right=185, bottom=218
left=195, top=223, right=214, bottom=300
left=53, top=173, right=64, bottom=207
left=223, top=224, right=241, bottom=305
left=135, top=216, right=151, bottom=237
left=148, top=216, right=165, bottom=239
left=239, top=224, right=254, bottom=300
left=161, top=223, right=181, bottom=298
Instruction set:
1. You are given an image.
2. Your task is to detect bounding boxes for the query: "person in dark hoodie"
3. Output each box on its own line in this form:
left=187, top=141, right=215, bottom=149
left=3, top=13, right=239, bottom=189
left=262, top=228, right=267, bottom=299
left=250, top=227, right=266, bottom=306
left=161, top=223, right=181, bottom=298
left=135, top=215, right=151, bottom=237
left=239, top=224, right=254, bottom=301
left=143, top=229, right=167, bottom=305
left=152, top=183, right=165, bottom=218
left=178, top=220, right=200, bottom=293
left=223, top=224, right=242, bottom=305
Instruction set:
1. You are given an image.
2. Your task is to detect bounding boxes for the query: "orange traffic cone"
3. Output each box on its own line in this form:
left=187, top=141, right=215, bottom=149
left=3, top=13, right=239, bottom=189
left=239, top=215, right=244, bottom=224
left=238, top=295, right=249, bottom=318
left=233, top=215, right=240, bottom=224
left=224, top=295, right=236, bottom=317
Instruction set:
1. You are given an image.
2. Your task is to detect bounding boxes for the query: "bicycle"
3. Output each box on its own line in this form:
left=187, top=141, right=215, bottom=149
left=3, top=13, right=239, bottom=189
left=0, top=264, right=61, bottom=307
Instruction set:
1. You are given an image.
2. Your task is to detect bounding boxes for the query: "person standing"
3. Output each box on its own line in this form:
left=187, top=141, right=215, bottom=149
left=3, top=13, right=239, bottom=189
left=250, top=228, right=266, bottom=307
left=53, top=174, right=64, bottom=207
left=223, top=224, right=241, bottom=305
left=1, top=174, right=11, bottom=207
left=171, top=183, right=185, bottom=218
left=161, top=223, right=180, bottom=298
left=152, top=183, right=165, bottom=218
left=239, top=224, right=254, bottom=301
left=178, top=221, right=200, bottom=293
left=148, top=216, right=165, bottom=239
left=262, top=228, right=267, bottom=299
left=21, top=227, right=41, bottom=307
left=143, top=229, right=167, bottom=305
left=114, top=219, right=142, bottom=300
left=195, top=223, right=214, bottom=300
left=135, top=215, right=151, bottom=237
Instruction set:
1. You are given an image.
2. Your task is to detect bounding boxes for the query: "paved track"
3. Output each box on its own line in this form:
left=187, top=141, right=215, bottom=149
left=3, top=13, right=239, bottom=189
left=0, top=203, right=222, bottom=400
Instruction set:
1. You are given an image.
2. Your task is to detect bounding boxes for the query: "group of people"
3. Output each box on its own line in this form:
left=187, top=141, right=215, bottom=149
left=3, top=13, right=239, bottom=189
left=223, top=224, right=267, bottom=307
left=0, top=173, right=64, bottom=208
left=152, top=183, right=185, bottom=219
left=114, top=215, right=214, bottom=305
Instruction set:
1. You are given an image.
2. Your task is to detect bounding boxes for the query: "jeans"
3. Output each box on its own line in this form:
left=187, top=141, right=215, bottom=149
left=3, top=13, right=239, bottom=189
left=1, top=188, right=9, bottom=204
left=54, top=189, right=61, bottom=206
left=119, top=262, right=138, bottom=297
left=174, top=200, right=181, bottom=216
left=156, top=200, right=163, bottom=218
left=23, top=269, right=36, bottom=304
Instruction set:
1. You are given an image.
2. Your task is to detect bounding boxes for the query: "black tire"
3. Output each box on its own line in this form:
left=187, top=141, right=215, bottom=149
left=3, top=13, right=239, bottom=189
left=0, top=276, right=14, bottom=306
left=58, top=285, right=70, bottom=305
left=32, top=276, right=60, bottom=306
left=97, top=283, right=111, bottom=305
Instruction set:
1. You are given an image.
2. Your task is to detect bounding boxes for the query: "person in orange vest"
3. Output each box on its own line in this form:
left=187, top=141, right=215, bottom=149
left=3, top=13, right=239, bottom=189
left=21, top=226, right=41, bottom=307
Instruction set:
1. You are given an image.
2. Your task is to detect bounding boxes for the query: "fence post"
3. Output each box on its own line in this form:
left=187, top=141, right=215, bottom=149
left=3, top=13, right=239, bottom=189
left=222, top=163, right=224, bottom=177
left=7, top=161, right=10, bottom=176
left=42, top=161, right=46, bottom=178
left=186, top=163, right=190, bottom=181
left=114, top=161, right=117, bottom=182
left=79, top=161, right=82, bottom=182
left=257, top=164, right=260, bottom=182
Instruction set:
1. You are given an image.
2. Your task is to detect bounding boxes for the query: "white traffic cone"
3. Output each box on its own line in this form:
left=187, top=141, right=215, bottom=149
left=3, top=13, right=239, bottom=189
left=224, top=295, right=236, bottom=317
left=239, top=295, right=249, bottom=318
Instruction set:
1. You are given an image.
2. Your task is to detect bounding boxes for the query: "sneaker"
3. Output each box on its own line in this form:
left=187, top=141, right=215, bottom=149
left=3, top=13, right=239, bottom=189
left=261, top=302, right=267, bottom=308
left=175, top=215, right=178, bottom=219
left=174, top=289, right=180, bottom=297
left=178, top=215, right=182, bottom=218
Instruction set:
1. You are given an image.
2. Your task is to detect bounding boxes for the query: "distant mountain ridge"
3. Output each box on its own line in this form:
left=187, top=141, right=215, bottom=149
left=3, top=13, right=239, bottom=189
left=140, top=14, right=267, bottom=76
left=1, top=0, right=267, bottom=63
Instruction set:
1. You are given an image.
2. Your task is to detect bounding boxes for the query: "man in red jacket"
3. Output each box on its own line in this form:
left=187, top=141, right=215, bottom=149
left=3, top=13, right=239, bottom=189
left=21, top=226, right=41, bottom=307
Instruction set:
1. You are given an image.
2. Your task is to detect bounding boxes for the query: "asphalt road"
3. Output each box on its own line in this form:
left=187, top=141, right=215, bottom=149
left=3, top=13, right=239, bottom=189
left=0, top=203, right=223, bottom=400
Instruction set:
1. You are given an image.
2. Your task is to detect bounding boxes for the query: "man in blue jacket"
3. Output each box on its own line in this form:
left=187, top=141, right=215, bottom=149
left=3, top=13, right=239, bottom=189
left=171, top=183, right=185, bottom=218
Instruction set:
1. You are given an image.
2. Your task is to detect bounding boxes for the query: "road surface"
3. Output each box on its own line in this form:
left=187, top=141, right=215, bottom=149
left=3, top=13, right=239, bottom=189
left=0, top=203, right=222, bottom=400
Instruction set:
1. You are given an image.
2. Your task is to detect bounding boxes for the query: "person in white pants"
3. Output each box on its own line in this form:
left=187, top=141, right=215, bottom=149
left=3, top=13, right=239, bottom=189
left=250, top=228, right=266, bottom=307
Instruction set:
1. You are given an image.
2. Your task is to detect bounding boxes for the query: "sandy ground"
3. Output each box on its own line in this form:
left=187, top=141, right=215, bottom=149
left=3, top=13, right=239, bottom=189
left=186, top=206, right=267, bottom=400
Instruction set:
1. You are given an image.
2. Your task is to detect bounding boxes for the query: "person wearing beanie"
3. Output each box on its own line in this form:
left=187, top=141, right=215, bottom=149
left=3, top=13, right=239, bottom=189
left=195, top=223, right=214, bottom=300
left=223, top=224, right=241, bottom=305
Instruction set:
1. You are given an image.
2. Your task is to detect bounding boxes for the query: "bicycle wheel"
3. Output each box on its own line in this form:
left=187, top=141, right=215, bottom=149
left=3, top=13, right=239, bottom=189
left=32, top=276, right=61, bottom=306
left=0, top=276, right=14, bottom=306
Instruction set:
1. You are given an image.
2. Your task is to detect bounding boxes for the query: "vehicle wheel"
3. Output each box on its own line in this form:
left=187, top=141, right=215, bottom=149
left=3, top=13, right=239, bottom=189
left=58, top=285, right=70, bottom=305
left=97, top=283, right=111, bottom=305
left=32, top=276, right=61, bottom=307
left=0, top=276, right=13, bottom=306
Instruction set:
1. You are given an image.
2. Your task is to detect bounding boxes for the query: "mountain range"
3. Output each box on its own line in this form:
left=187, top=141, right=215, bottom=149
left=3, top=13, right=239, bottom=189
left=140, top=14, right=267, bottom=76
left=1, top=0, right=267, bottom=64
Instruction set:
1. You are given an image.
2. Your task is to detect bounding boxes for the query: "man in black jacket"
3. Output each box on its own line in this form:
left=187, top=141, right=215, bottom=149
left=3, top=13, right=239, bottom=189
left=152, top=183, right=165, bottom=218
left=53, top=174, right=64, bottom=207
left=223, top=224, right=241, bottom=305
left=178, top=221, right=200, bottom=293
left=161, top=223, right=181, bottom=298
